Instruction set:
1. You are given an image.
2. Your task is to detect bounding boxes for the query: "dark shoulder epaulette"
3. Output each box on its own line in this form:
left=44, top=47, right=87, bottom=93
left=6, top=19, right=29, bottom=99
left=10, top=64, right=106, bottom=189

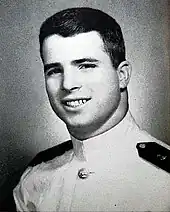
left=28, top=140, right=73, bottom=167
left=136, top=142, right=170, bottom=173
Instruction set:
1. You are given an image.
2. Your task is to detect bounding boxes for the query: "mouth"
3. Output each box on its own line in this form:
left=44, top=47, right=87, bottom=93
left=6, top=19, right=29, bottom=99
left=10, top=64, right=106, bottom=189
left=62, top=98, right=91, bottom=108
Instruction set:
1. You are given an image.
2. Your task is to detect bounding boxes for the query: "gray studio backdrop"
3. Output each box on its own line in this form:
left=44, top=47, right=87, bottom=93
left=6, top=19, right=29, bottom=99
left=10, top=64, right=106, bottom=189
left=0, top=0, right=169, bottom=200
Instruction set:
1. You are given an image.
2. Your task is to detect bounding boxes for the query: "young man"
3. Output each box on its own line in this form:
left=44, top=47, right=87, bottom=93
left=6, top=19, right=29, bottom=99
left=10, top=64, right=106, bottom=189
left=13, top=7, right=170, bottom=211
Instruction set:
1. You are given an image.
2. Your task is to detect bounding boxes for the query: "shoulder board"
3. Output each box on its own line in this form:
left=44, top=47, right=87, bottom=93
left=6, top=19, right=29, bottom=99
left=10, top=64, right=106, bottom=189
left=28, top=140, right=73, bottom=167
left=136, top=142, right=170, bottom=173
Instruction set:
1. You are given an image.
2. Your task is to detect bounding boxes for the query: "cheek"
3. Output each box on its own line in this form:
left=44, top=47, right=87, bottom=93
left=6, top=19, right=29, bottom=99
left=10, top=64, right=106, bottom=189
left=45, top=78, right=61, bottom=95
left=87, top=72, right=119, bottom=95
left=84, top=67, right=119, bottom=85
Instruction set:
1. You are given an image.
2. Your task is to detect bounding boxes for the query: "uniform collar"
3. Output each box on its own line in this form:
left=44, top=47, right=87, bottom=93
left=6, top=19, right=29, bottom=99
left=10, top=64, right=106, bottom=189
left=71, top=111, right=138, bottom=161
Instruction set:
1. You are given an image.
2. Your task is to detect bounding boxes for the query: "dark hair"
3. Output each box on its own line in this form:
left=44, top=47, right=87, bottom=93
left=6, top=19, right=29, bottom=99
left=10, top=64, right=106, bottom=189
left=39, top=7, right=125, bottom=69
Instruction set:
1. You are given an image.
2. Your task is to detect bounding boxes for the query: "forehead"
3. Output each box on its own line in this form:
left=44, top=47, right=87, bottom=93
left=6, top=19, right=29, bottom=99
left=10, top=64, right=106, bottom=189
left=42, top=31, right=108, bottom=64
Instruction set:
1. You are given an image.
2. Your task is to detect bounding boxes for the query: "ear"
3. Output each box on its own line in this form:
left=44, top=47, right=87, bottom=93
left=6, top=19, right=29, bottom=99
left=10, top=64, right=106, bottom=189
left=117, top=61, right=132, bottom=89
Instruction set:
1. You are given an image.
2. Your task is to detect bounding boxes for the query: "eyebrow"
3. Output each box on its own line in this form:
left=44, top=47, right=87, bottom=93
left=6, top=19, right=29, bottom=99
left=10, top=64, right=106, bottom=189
left=71, top=58, right=99, bottom=65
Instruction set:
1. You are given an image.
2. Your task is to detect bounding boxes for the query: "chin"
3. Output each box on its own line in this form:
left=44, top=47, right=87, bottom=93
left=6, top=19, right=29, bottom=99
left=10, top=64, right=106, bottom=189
left=64, top=115, right=107, bottom=133
left=64, top=119, right=90, bottom=129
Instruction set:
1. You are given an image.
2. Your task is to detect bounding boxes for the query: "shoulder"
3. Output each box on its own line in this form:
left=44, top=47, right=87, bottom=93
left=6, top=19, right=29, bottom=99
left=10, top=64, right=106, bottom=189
left=137, top=128, right=170, bottom=149
left=128, top=118, right=170, bottom=174
left=28, top=139, right=73, bottom=167
left=134, top=129, right=170, bottom=174
left=13, top=140, right=74, bottom=207
left=15, top=140, right=74, bottom=190
left=1, top=141, right=74, bottom=212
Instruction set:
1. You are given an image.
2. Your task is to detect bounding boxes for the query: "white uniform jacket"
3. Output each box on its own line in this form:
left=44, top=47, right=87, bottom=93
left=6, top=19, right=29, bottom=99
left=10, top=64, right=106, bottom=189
left=13, top=112, right=170, bottom=211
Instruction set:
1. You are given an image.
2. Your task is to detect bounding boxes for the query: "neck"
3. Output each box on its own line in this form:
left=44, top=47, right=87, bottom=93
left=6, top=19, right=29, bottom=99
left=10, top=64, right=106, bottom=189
left=67, top=91, right=129, bottom=140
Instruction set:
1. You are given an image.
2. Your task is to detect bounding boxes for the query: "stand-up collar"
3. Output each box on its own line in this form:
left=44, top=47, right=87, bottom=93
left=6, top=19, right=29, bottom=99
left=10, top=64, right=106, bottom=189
left=71, top=111, right=138, bottom=161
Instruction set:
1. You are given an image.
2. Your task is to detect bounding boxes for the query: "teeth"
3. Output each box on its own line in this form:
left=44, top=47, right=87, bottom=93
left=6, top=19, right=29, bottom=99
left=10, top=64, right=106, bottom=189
left=65, top=99, right=88, bottom=107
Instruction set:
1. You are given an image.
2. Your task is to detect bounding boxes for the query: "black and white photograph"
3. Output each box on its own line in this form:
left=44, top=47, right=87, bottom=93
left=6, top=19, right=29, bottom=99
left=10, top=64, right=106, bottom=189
left=0, top=0, right=170, bottom=211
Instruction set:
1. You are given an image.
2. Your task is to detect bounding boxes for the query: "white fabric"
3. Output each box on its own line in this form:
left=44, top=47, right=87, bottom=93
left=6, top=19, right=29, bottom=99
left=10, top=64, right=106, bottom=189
left=13, top=111, right=170, bottom=211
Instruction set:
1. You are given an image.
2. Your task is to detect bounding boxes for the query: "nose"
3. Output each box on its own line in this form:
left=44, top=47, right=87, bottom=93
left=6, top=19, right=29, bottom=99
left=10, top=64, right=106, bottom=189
left=61, top=68, right=81, bottom=92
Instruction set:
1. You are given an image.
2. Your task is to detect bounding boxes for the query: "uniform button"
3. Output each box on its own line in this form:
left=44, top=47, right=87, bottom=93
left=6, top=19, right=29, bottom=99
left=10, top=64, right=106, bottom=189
left=139, top=143, right=146, bottom=149
left=78, top=168, right=90, bottom=179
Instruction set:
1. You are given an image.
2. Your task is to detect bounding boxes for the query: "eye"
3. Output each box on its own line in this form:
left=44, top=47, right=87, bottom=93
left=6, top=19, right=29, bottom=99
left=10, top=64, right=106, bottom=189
left=78, top=63, right=97, bottom=70
left=46, top=67, right=62, bottom=76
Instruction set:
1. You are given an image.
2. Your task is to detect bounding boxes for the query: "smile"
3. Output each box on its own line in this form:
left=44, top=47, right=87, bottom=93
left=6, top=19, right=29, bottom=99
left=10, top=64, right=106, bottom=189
left=65, top=99, right=88, bottom=107
left=62, top=98, right=91, bottom=108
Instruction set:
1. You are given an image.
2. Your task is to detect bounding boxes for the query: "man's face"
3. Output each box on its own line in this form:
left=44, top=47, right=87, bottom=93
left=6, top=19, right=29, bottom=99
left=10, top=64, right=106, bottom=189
left=42, top=31, right=121, bottom=131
